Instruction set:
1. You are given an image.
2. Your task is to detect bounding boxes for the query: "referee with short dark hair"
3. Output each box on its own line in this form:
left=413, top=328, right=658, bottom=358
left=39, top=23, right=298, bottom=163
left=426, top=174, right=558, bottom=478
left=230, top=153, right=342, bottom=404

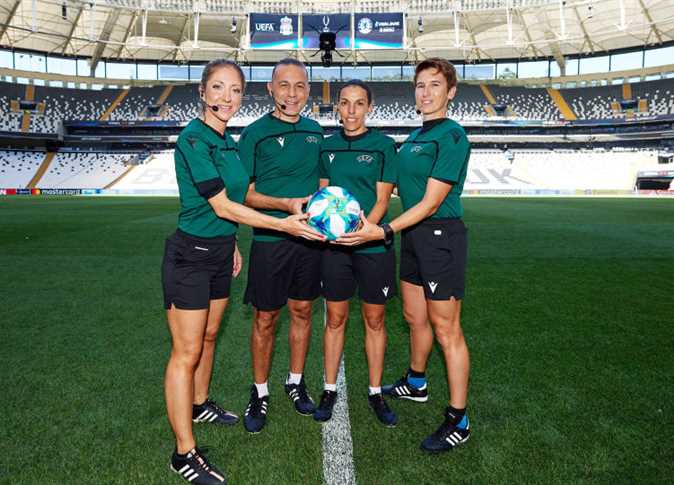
left=238, top=58, right=324, bottom=433
left=337, top=58, right=473, bottom=454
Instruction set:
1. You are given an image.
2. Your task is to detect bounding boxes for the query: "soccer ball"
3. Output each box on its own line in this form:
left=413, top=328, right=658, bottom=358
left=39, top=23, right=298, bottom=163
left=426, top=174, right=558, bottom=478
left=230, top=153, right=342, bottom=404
left=306, top=186, right=361, bottom=240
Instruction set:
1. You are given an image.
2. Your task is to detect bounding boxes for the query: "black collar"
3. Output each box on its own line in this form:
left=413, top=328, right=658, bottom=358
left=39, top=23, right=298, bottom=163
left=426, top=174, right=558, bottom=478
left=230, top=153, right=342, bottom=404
left=268, top=111, right=302, bottom=126
left=197, top=118, right=227, bottom=139
left=341, top=129, right=369, bottom=142
left=420, top=118, right=449, bottom=133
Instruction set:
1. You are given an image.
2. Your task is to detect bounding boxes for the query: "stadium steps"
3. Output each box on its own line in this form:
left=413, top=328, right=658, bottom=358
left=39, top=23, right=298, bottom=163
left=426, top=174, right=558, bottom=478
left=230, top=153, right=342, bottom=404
left=20, top=85, right=35, bottom=133
left=622, top=82, right=632, bottom=100
left=323, top=80, right=330, bottom=104
left=480, top=85, right=497, bottom=117
left=104, top=164, right=137, bottom=189
left=26, top=152, right=55, bottom=188
left=156, top=85, right=174, bottom=106
left=480, top=84, right=497, bottom=104
left=99, top=89, right=129, bottom=121
left=546, top=88, right=577, bottom=121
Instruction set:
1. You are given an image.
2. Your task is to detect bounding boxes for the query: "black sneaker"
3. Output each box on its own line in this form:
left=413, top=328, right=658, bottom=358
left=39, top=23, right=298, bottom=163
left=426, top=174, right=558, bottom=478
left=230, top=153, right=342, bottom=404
left=243, top=386, right=269, bottom=434
left=382, top=375, right=428, bottom=402
left=170, top=447, right=226, bottom=484
left=313, top=390, right=337, bottom=422
left=284, top=376, right=316, bottom=416
left=420, top=408, right=470, bottom=453
left=193, top=398, right=239, bottom=426
left=368, top=393, right=397, bottom=427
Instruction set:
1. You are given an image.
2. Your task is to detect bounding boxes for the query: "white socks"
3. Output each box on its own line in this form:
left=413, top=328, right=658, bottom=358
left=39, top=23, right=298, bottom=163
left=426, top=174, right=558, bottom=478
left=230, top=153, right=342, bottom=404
left=324, top=383, right=337, bottom=392
left=256, top=373, right=302, bottom=397
left=286, top=372, right=302, bottom=386
left=368, top=386, right=381, bottom=396
left=254, top=382, right=269, bottom=398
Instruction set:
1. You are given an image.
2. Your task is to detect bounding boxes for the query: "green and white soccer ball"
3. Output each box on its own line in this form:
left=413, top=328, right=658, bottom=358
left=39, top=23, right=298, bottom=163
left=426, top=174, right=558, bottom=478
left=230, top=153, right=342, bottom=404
left=306, top=186, right=361, bottom=240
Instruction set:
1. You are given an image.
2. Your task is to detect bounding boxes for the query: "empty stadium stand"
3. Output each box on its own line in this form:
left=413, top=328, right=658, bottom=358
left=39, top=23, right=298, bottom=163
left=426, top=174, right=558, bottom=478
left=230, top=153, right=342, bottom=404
left=465, top=148, right=658, bottom=193
left=561, top=84, right=624, bottom=120
left=109, top=86, right=165, bottom=121
left=631, top=78, right=674, bottom=116
left=2, top=79, right=674, bottom=134
left=30, top=85, right=120, bottom=133
left=36, top=152, right=136, bottom=189
left=0, top=150, right=44, bottom=188
left=489, top=85, right=562, bottom=120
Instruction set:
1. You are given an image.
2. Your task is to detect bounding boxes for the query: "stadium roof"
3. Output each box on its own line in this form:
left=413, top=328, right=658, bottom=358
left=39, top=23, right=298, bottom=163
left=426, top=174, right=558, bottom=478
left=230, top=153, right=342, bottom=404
left=1, top=0, right=673, bottom=71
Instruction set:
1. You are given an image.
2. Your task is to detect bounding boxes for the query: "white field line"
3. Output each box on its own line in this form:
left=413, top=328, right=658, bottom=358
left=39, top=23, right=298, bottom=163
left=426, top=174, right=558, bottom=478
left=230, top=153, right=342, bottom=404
left=321, top=299, right=357, bottom=485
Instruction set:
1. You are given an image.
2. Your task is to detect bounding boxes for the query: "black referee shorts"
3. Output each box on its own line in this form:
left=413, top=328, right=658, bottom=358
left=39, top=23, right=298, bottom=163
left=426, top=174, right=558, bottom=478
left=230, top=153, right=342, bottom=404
left=400, top=218, right=467, bottom=301
left=321, top=246, right=397, bottom=305
left=161, top=229, right=236, bottom=310
left=243, top=238, right=322, bottom=311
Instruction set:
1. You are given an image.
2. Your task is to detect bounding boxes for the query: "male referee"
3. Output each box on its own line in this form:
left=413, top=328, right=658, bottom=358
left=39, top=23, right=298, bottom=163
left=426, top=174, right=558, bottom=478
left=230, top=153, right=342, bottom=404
left=239, top=58, right=324, bottom=433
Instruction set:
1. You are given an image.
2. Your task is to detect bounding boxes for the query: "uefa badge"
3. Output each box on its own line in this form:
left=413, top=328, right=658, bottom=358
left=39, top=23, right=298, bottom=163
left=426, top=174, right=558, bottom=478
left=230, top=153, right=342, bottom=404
left=280, top=16, right=293, bottom=36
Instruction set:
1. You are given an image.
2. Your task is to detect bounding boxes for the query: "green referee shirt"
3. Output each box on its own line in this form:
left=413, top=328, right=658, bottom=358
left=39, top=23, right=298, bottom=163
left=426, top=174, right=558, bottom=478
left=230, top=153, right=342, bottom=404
left=174, top=118, right=249, bottom=237
left=396, top=118, right=471, bottom=219
left=239, top=113, right=324, bottom=241
left=319, top=129, right=397, bottom=254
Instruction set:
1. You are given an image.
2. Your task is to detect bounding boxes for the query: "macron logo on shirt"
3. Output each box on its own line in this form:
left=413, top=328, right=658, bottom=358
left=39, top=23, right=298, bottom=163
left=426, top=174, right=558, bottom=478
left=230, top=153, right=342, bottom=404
left=276, top=137, right=285, bottom=147
left=328, top=153, right=335, bottom=164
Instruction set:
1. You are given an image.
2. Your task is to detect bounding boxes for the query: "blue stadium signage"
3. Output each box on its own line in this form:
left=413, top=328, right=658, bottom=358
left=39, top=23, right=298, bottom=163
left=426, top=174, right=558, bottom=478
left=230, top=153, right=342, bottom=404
left=301, top=14, right=351, bottom=49
left=249, top=13, right=299, bottom=49
left=354, top=13, right=404, bottom=49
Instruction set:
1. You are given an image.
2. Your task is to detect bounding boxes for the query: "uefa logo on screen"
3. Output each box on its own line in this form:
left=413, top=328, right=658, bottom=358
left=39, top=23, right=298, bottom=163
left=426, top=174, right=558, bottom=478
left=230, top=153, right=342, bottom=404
left=358, top=17, right=373, bottom=35
left=280, top=16, right=293, bottom=36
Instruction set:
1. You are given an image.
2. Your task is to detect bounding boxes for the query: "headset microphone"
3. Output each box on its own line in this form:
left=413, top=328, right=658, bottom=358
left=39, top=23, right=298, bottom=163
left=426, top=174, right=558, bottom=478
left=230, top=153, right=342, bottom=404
left=270, top=92, right=287, bottom=111
left=210, top=104, right=220, bottom=112
left=338, top=118, right=343, bottom=124
left=415, top=107, right=421, bottom=114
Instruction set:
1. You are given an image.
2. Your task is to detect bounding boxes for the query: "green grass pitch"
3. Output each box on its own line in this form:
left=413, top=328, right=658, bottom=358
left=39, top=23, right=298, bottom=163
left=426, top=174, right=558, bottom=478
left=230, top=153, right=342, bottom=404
left=1, top=196, right=672, bottom=484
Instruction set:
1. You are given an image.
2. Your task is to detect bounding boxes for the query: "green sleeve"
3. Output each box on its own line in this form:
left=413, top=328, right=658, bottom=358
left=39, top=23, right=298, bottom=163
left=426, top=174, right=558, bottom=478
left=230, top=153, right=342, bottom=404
left=431, top=129, right=470, bottom=184
left=237, top=128, right=256, bottom=179
left=176, top=135, right=219, bottom=183
left=380, top=137, right=397, bottom=184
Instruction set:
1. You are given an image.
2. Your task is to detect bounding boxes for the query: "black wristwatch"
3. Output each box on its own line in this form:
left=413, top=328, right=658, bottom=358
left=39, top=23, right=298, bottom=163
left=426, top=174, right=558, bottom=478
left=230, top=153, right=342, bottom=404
left=379, top=223, right=394, bottom=245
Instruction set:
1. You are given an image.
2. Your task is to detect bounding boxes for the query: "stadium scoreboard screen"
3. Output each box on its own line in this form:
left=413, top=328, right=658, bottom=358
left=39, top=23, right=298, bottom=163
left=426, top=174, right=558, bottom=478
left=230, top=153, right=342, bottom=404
left=302, top=14, right=351, bottom=49
left=249, top=12, right=404, bottom=50
left=248, top=13, right=299, bottom=49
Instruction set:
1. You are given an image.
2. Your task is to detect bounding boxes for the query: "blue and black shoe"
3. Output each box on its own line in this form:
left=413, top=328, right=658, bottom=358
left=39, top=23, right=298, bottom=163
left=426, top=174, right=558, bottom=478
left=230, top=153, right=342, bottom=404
left=382, top=374, right=428, bottom=402
left=313, top=390, right=337, bottom=422
left=170, top=447, right=226, bottom=484
left=368, top=393, right=397, bottom=427
left=420, top=408, right=470, bottom=453
left=285, top=376, right=316, bottom=416
left=193, top=398, right=239, bottom=426
left=243, top=386, right=269, bottom=434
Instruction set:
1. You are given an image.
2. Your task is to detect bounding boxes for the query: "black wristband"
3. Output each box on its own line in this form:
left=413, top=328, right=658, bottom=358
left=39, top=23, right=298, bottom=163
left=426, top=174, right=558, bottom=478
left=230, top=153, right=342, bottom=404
left=379, top=223, right=394, bottom=245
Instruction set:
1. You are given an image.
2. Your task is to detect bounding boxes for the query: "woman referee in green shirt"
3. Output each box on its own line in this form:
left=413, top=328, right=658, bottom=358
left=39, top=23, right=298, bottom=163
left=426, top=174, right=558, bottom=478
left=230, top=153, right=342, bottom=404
left=161, top=59, right=323, bottom=485
left=337, top=58, right=472, bottom=453
left=312, top=80, right=398, bottom=426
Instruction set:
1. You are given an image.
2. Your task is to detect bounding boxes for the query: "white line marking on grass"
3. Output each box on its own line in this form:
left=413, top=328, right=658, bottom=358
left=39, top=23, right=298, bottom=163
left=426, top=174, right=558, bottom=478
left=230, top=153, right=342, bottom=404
left=322, top=300, right=357, bottom=485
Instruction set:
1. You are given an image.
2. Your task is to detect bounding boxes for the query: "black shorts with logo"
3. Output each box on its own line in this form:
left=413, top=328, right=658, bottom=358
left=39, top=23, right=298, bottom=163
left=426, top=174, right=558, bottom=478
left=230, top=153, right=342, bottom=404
left=161, top=229, right=235, bottom=310
left=243, top=238, right=322, bottom=311
left=321, top=246, right=397, bottom=305
left=400, top=218, right=467, bottom=301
